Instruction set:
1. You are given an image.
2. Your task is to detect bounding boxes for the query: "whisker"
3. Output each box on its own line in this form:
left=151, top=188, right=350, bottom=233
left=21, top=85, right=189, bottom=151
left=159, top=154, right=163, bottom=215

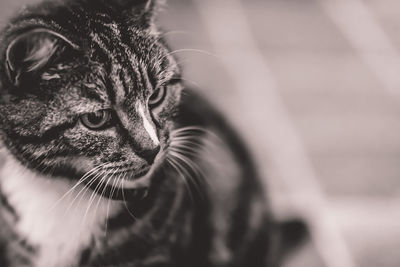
left=91, top=168, right=117, bottom=214
left=64, top=167, right=106, bottom=216
left=170, top=139, right=204, bottom=149
left=149, top=30, right=191, bottom=51
left=170, top=126, right=208, bottom=134
left=172, top=129, right=220, bottom=143
left=160, top=48, right=220, bottom=63
left=104, top=171, right=121, bottom=236
left=168, top=152, right=206, bottom=197
left=49, top=163, right=107, bottom=213
left=172, top=150, right=211, bottom=189
left=81, top=170, right=109, bottom=226
left=81, top=178, right=107, bottom=230
left=121, top=174, right=140, bottom=221
left=177, top=77, right=201, bottom=88
left=166, top=157, right=195, bottom=202
left=168, top=155, right=194, bottom=181
left=170, top=135, right=204, bottom=141
left=168, top=146, right=200, bottom=159
left=161, top=30, right=191, bottom=38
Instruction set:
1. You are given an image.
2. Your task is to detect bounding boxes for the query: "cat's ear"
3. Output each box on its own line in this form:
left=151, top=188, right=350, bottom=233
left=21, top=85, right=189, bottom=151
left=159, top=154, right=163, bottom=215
left=112, top=0, right=164, bottom=26
left=112, top=0, right=159, bottom=9
left=112, top=0, right=162, bottom=12
left=5, top=28, right=77, bottom=87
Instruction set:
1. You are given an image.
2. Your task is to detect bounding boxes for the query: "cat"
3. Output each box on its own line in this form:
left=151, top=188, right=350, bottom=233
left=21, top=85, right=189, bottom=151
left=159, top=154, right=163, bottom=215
left=0, top=0, right=306, bottom=266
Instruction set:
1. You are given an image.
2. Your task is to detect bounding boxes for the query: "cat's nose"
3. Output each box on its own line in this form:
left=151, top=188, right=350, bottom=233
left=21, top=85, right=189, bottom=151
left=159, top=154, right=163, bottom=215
left=137, top=146, right=160, bottom=164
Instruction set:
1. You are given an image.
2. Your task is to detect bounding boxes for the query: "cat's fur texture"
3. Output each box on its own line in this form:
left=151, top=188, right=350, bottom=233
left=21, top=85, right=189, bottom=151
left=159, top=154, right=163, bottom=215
left=0, top=0, right=306, bottom=266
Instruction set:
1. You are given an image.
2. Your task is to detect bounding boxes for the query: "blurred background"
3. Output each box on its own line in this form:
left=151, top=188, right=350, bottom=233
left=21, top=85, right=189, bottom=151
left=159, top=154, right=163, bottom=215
left=1, top=0, right=400, bottom=266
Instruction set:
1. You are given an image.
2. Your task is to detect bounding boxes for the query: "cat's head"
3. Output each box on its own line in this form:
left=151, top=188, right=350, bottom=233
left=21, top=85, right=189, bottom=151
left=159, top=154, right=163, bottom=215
left=0, top=0, right=183, bottom=198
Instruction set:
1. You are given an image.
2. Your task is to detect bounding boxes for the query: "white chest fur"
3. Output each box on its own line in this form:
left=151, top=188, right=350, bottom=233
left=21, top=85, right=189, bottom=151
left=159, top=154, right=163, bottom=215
left=0, top=152, right=121, bottom=267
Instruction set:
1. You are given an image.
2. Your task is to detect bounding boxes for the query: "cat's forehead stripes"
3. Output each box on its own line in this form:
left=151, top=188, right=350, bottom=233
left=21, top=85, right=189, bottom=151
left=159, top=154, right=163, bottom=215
left=88, top=19, right=148, bottom=101
left=89, top=32, right=127, bottom=103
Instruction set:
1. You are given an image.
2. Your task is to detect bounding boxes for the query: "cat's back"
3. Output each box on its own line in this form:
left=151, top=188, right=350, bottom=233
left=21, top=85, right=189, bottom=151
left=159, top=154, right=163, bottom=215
left=171, top=89, right=274, bottom=266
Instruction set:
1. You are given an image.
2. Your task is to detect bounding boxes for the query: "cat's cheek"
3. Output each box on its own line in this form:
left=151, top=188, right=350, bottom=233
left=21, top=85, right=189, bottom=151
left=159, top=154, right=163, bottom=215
left=62, top=126, right=118, bottom=156
left=62, top=126, right=150, bottom=173
left=65, top=157, right=96, bottom=175
left=159, top=121, right=175, bottom=147
left=151, top=91, right=181, bottom=126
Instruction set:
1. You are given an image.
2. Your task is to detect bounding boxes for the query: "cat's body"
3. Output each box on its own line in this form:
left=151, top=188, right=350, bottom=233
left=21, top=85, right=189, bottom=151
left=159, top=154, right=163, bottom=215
left=0, top=151, right=119, bottom=267
left=0, top=1, right=304, bottom=266
left=0, top=90, right=271, bottom=267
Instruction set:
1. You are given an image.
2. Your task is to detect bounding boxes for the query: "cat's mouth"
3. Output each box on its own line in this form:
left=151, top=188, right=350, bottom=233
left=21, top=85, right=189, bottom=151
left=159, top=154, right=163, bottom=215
left=83, top=168, right=153, bottom=201
left=83, top=152, right=165, bottom=201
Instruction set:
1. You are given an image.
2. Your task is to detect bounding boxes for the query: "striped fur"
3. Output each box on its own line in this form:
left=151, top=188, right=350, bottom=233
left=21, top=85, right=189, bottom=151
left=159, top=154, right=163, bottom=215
left=0, top=0, right=304, bottom=266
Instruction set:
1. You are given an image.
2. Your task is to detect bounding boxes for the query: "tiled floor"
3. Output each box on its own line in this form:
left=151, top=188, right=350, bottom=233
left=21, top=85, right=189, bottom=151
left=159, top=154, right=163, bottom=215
left=1, top=0, right=399, bottom=266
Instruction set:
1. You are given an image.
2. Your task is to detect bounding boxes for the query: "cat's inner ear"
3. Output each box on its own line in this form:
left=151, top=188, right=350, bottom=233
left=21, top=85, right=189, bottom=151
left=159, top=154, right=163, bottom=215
left=6, top=29, right=75, bottom=86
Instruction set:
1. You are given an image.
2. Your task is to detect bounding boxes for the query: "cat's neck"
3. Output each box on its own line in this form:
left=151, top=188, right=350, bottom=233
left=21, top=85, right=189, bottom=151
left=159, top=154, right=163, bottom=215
left=0, top=149, right=121, bottom=267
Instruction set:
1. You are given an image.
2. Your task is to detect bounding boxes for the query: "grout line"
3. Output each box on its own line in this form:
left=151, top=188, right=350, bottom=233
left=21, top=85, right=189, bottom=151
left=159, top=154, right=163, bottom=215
left=192, top=1, right=357, bottom=267
left=320, top=0, right=400, bottom=98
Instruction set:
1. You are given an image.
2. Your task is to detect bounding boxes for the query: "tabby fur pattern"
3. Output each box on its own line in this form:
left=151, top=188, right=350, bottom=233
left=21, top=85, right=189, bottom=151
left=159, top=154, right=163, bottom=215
left=0, top=0, right=304, bottom=266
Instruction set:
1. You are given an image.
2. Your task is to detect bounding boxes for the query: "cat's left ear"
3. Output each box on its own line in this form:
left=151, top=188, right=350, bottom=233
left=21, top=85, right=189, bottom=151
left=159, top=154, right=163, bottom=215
left=5, top=28, right=77, bottom=87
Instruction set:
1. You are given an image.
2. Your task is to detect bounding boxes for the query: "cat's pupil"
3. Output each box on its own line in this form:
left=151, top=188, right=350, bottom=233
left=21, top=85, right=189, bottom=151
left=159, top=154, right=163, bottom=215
left=87, top=111, right=104, bottom=124
left=149, top=88, right=161, bottom=101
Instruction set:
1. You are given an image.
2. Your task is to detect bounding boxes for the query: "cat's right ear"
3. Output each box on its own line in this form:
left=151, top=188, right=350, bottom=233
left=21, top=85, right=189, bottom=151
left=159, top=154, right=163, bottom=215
left=112, top=0, right=162, bottom=12
left=5, top=28, right=77, bottom=87
left=110, top=0, right=164, bottom=26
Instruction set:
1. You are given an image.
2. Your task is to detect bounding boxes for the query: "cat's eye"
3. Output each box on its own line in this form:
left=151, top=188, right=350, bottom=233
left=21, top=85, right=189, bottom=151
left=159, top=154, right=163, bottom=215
left=80, top=110, right=112, bottom=130
left=148, top=87, right=167, bottom=108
